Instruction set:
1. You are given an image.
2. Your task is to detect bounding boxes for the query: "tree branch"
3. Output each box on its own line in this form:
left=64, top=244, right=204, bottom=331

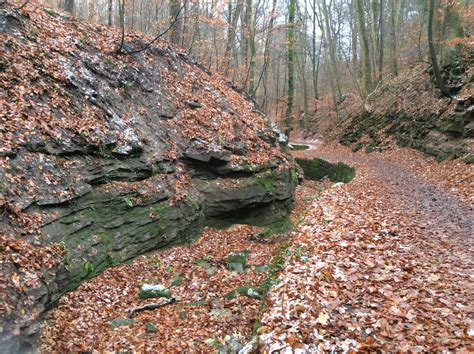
left=127, top=297, right=176, bottom=318
left=121, top=1, right=188, bottom=55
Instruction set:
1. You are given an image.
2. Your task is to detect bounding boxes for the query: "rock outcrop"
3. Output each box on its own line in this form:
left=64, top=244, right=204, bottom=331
left=337, top=61, right=473, bottom=162
left=0, top=4, right=297, bottom=351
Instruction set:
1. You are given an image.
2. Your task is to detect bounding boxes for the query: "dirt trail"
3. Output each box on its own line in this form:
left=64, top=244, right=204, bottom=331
left=260, top=145, right=473, bottom=351
left=323, top=152, right=473, bottom=269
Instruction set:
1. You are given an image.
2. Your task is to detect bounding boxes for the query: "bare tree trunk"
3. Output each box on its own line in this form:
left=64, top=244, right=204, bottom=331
left=356, top=0, right=372, bottom=95
left=417, top=2, right=428, bottom=62
left=285, top=0, right=296, bottom=139
left=428, top=0, right=449, bottom=96
left=377, top=0, right=385, bottom=82
left=389, top=0, right=402, bottom=76
left=302, top=0, right=309, bottom=131
left=257, top=0, right=277, bottom=110
left=311, top=0, right=320, bottom=100
left=246, top=0, right=256, bottom=96
left=321, top=0, right=342, bottom=104
left=169, top=0, right=182, bottom=46
left=61, top=0, right=74, bottom=14
left=370, top=0, right=378, bottom=80
left=117, top=0, right=125, bottom=52
left=350, top=0, right=358, bottom=76
left=223, top=0, right=243, bottom=75
left=107, top=0, right=113, bottom=26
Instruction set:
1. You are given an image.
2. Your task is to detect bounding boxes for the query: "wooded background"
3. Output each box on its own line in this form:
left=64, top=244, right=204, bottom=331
left=47, top=0, right=472, bottom=131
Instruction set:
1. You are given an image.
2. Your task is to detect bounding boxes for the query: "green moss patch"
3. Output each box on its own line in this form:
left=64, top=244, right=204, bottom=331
left=296, top=158, right=355, bottom=183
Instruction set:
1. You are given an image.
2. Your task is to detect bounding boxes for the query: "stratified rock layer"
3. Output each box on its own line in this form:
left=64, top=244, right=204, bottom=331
left=0, top=4, right=296, bottom=351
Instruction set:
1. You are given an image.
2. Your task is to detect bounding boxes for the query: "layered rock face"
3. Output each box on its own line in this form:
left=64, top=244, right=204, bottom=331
left=0, top=5, right=296, bottom=351
left=339, top=61, right=473, bottom=162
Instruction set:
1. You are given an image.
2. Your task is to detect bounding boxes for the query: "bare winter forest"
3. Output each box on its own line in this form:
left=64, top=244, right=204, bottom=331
left=1, top=0, right=473, bottom=352
left=49, top=0, right=472, bottom=128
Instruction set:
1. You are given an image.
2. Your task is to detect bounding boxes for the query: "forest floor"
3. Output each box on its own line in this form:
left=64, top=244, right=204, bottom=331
left=40, top=143, right=473, bottom=352
left=260, top=143, right=473, bottom=352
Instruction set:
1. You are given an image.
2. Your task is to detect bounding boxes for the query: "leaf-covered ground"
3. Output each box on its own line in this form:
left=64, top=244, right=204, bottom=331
left=40, top=142, right=473, bottom=351
left=260, top=144, right=473, bottom=352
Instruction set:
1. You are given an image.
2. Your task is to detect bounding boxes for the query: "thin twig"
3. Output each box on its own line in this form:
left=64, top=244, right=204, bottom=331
left=16, top=0, right=29, bottom=10
left=124, top=1, right=188, bottom=55
left=127, top=298, right=176, bottom=318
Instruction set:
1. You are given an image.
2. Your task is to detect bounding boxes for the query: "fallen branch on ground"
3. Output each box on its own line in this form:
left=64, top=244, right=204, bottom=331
left=127, top=297, right=176, bottom=318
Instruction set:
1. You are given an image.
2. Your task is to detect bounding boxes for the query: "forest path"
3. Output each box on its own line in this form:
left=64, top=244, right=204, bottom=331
left=260, top=144, right=473, bottom=351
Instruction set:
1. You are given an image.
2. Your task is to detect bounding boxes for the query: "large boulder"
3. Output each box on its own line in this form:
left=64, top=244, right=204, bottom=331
left=0, top=4, right=297, bottom=352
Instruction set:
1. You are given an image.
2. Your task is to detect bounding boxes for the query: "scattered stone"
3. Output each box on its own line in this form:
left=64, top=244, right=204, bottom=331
left=145, top=322, right=159, bottom=333
left=225, top=286, right=262, bottom=300
left=110, top=317, right=135, bottom=328
left=226, top=252, right=248, bottom=272
left=138, top=284, right=172, bottom=299
left=187, top=100, right=202, bottom=109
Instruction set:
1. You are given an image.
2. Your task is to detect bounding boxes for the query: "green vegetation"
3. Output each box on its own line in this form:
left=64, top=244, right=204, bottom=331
left=255, top=217, right=293, bottom=239
left=257, top=170, right=276, bottom=193
left=225, top=286, right=263, bottom=300
left=226, top=251, right=249, bottom=272
left=296, top=157, right=355, bottom=183
left=110, top=317, right=135, bottom=328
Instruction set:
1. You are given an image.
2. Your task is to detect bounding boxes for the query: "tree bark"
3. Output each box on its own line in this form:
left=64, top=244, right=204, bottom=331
left=285, top=0, right=296, bottom=138
left=169, top=0, right=182, bottom=46
left=377, top=0, right=385, bottom=82
left=107, top=0, right=113, bottom=26
left=356, top=0, right=373, bottom=96
left=117, top=0, right=125, bottom=52
left=389, top=0, right=402, bottom=76
left=428, top=0, right=449, bottom=96
left=246, top=0, right=256, bottom=96
left=61, top=0, right=74, bottom=14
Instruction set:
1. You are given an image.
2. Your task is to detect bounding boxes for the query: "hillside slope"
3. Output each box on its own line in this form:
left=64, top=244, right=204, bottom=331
left=0, top=4, right=296, bottom=351
left=309, top=60, right=473, bottom=162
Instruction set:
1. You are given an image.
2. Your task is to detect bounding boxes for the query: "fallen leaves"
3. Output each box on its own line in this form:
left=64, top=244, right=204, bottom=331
left=259, top=144, right=473, bottom=352
left=40, top=224, right=295, bottom=352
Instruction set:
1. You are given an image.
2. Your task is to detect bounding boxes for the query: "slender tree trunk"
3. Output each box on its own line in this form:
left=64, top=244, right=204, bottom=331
left=223, top=0, right=243, bottom=75
left=181, top=1, right=188, bottom=48
left=377, top=0, right=385, bottom=82
left=285, top=0, right=296, bottom=138
left=312, top=0, right=320, bottom=100
left=356, top=0, right=373, bottom=95
left=107, top=0, right=113, bottom=25
left=321, top=0, right=342, bottom=104
left=389, top=0, right=401, bottom=76
left=351, top=0, right=358, bottom=75
left=61, top=0, right=74, bottom=14
left=246, top=0, right=256, bottom=96
left=417, top=1, right=427, bottom=61
left=258, top=0, right=278, bottom=110
left=302, top=0, right=309, bottom=131
left=169, top=0, right=182, bottom=46
left=370, top=0, right=378, bottom=80
left=428, top=0, right=449, bottom=96
left=117, top=0, right=125, bottom=52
